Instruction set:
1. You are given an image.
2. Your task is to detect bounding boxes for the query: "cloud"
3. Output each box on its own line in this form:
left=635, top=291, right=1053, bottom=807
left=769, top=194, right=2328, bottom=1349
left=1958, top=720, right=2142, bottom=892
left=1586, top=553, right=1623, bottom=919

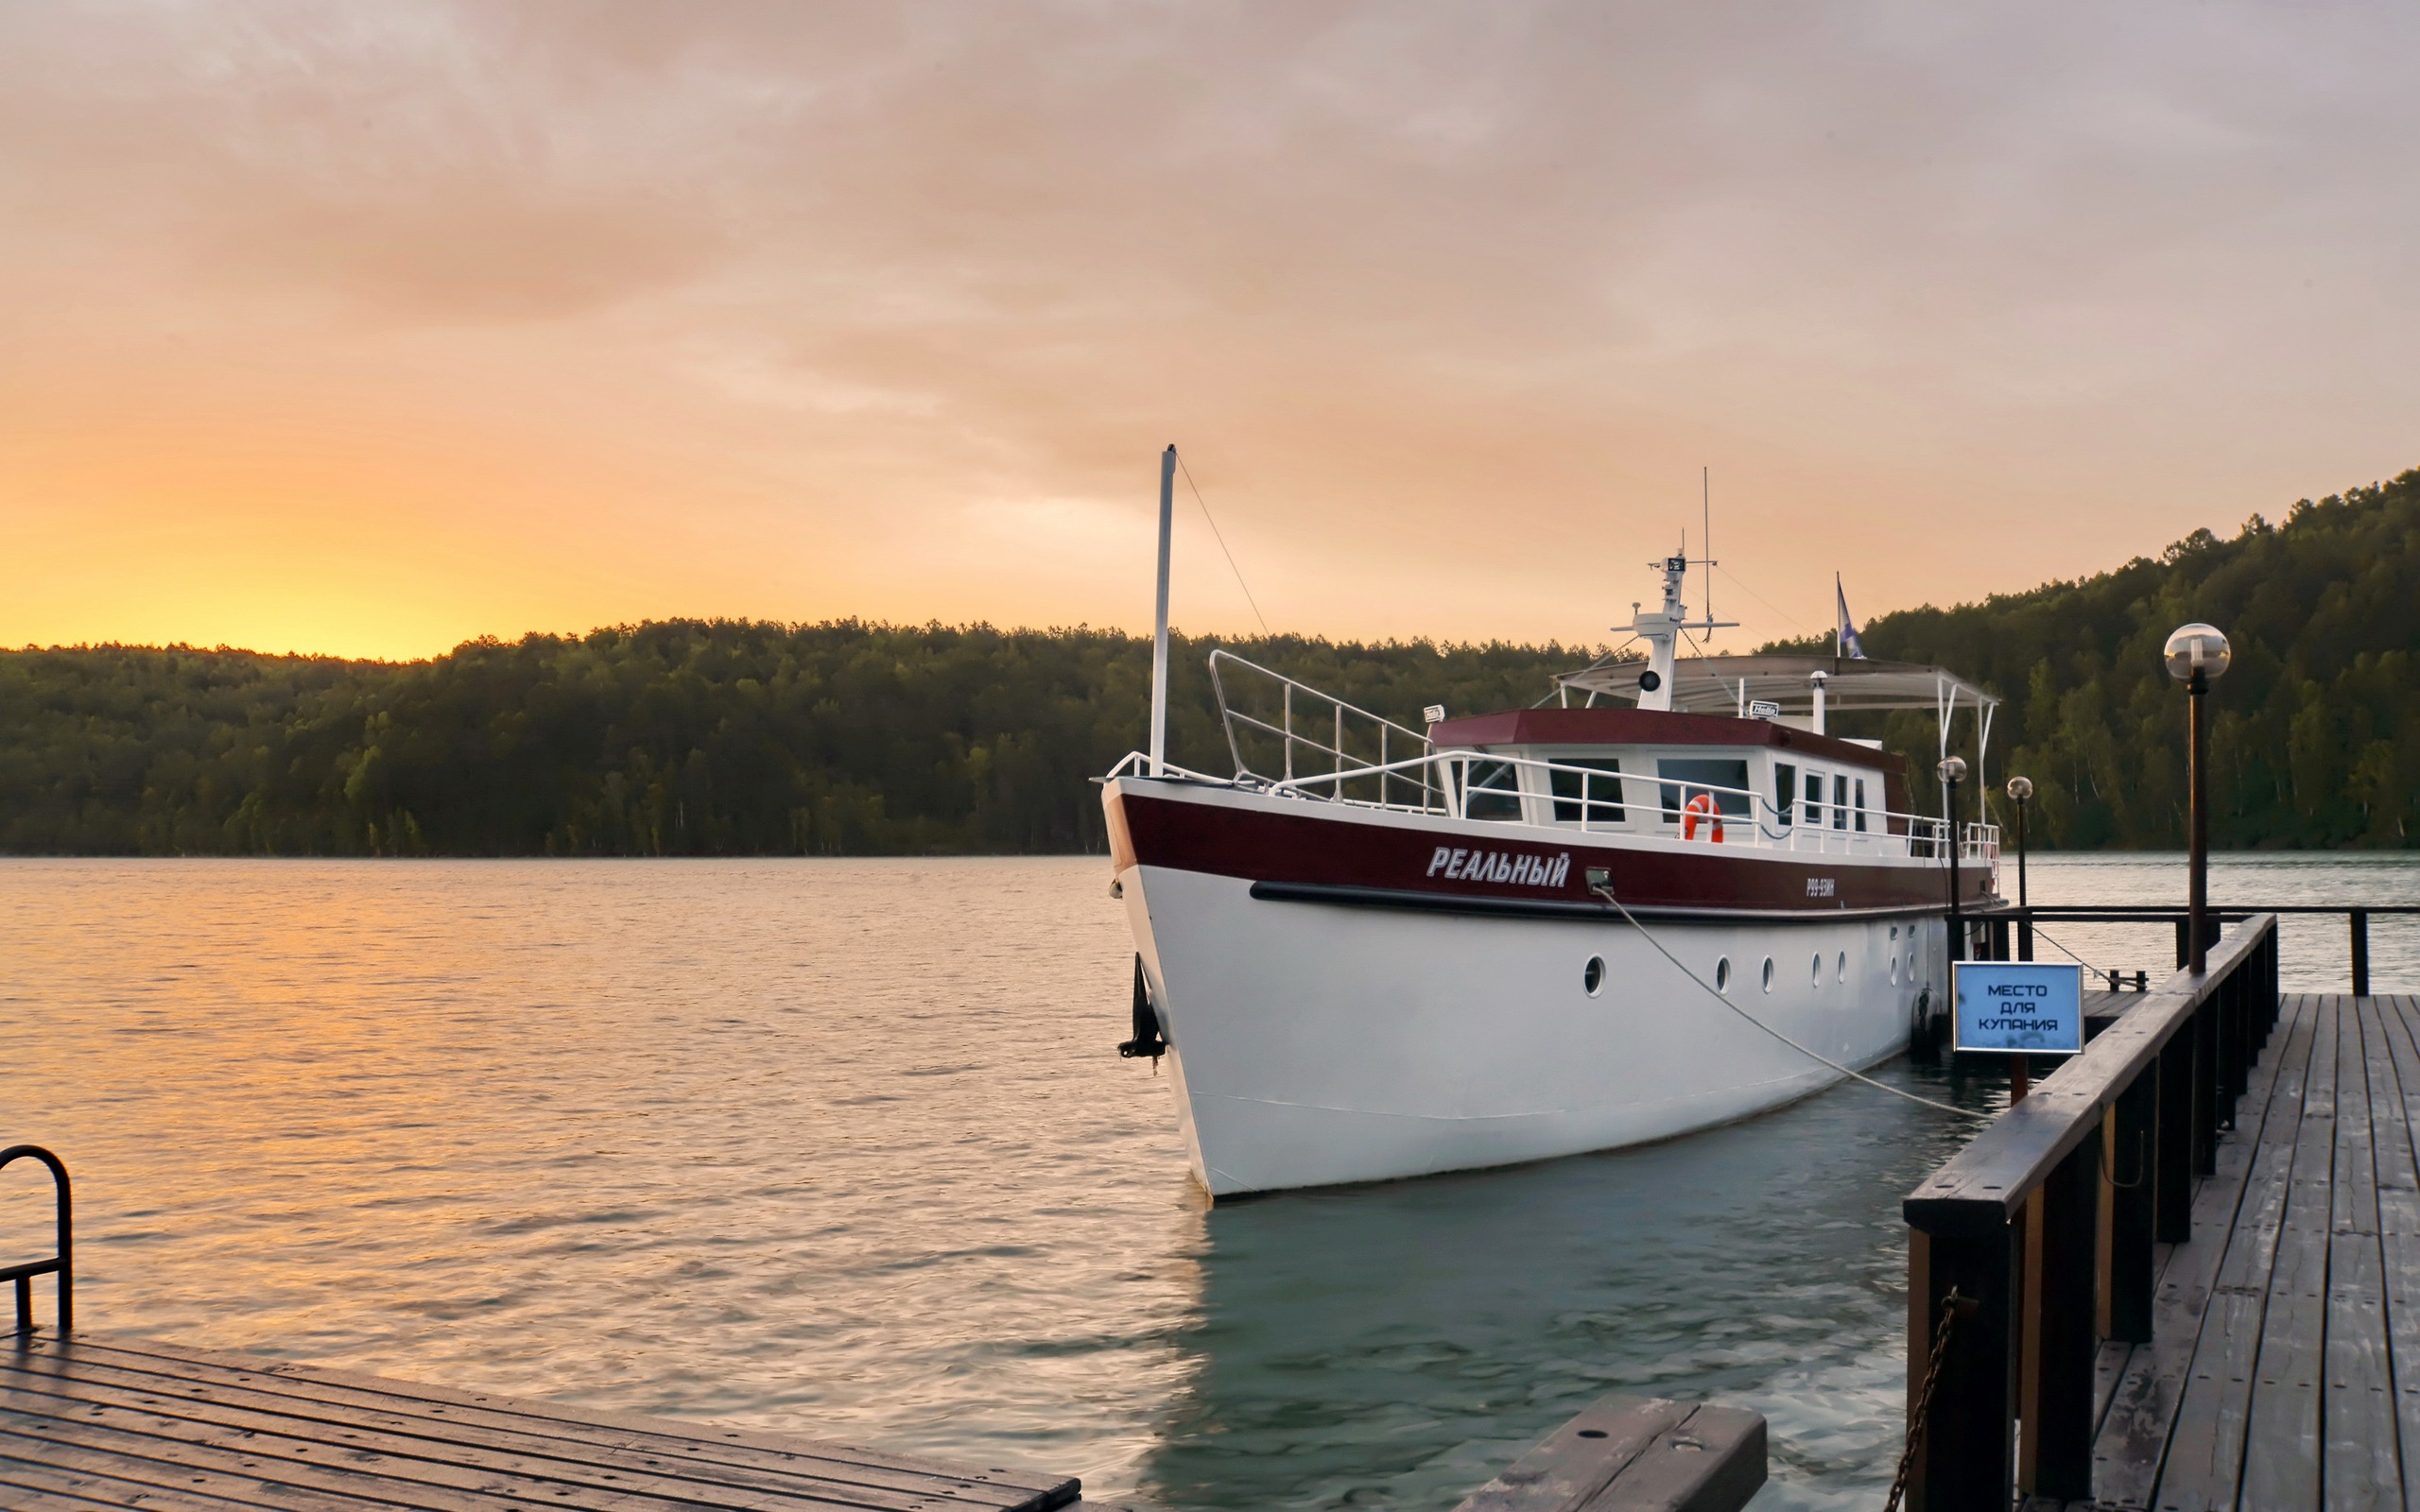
left=4, top=0, right=2419, bottom=657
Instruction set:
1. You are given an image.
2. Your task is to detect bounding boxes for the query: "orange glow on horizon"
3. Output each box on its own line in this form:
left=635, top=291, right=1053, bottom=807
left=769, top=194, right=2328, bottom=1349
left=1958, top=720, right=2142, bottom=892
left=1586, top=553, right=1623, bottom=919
left=7, top=5, right=2417, bottom=660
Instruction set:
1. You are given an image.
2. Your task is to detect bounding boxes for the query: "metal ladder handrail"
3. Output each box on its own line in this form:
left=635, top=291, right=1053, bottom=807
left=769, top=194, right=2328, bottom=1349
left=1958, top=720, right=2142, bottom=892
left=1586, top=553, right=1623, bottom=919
left=1, top=1143, right=73, bottom=1336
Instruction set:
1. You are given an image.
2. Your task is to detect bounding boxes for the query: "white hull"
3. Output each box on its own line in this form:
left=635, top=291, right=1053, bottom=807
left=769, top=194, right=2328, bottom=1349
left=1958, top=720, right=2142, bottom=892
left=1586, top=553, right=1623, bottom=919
left=1122, top=864, right=1949, bottom=1196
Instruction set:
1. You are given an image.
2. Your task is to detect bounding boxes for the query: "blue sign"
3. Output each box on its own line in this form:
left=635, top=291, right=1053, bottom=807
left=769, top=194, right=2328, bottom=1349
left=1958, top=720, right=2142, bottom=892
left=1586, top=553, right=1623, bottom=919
left=1954, top=962, right=2084, bottom=1055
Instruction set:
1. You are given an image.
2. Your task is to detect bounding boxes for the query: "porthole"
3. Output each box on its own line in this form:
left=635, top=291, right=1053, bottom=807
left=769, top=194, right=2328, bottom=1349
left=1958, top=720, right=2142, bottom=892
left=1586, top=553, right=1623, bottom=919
left=1838, top=951, right=1849, bottom=983
left=1890, top=924, right=1900, bottom=942
left=1761, top=956, right=1775, bottom=993
left=1583, top=956, right=1606, bottom=997
left=1811, top=952, right=1824, bottom=988
left=1891, top=954, right=1900, bottom=985
left=1715, top=956, right=1732, bottom=993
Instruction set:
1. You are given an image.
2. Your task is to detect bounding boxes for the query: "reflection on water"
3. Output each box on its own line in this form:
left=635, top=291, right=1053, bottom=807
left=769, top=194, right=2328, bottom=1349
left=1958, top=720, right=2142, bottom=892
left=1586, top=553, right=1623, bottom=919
left=0, top=854, right=2410, bottom=1509
left=1162, top=1058, right=1991, bottom=1510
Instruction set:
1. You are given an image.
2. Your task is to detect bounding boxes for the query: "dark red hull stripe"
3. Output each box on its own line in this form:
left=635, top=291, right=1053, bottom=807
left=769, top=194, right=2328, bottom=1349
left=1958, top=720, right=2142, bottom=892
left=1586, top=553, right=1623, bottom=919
left=1249, top=880, right=1991, bottom=925
left=1115, top=785, right=1998, bottom=914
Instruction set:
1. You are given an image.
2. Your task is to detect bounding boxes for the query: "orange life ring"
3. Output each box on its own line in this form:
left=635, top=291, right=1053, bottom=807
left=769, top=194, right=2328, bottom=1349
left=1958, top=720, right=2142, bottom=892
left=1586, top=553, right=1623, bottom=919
left=1683, top=791, right=1724, bottom=843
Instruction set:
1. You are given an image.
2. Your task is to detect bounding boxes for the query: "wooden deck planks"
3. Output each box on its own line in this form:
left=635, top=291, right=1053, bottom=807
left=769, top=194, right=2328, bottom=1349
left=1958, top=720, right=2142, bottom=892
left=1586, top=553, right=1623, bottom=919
left=2370, top=996, right=2420, bottom=1512
left=2233, top=996, right=2340, bottom=1510
left=2083, top=995, right=2420, bottom=1512
left=8, top=1345, right=1017, bottom=1510
left=2323, top=998, right=2402, bottom=1512
left=2100, top=993, right=2315, bottom=1511
left=47, top=1335, right=1046, bottom=1495
left=0, top=1334, right=1082, bottom=1512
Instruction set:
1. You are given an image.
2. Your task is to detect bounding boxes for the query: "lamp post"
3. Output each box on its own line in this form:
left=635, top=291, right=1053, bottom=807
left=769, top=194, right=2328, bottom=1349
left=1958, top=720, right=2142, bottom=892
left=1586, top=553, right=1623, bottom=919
left=1940, top=754, right=1967, bottom=963
left=2007, top=776, right=2034, bottom=961
left=2164, top=624, right=2232, bottom=974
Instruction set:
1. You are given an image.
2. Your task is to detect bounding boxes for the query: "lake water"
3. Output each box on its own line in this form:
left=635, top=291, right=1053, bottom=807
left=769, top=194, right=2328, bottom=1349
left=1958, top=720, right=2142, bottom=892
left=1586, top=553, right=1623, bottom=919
left=1, top=854, right=2411, bottom=1509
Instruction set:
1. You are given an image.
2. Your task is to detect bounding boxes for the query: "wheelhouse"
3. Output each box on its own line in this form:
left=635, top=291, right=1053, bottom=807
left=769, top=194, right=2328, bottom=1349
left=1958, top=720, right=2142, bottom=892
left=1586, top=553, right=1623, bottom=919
left=1426, top=707, right=1907, bottom=849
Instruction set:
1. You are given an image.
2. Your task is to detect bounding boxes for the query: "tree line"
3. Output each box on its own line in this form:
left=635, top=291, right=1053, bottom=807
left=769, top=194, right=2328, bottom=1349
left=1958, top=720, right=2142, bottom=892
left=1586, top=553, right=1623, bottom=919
left=1795, top=469, right=2419, bottom=850
left=3, top=468, right=2411, bottom=855
left=0, top=624, right=1583, bottom=855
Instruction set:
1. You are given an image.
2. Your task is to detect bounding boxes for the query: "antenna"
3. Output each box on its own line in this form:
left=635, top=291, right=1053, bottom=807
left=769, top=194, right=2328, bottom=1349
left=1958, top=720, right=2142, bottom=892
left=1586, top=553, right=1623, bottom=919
left=1702, top=468, right=1712, bottom=639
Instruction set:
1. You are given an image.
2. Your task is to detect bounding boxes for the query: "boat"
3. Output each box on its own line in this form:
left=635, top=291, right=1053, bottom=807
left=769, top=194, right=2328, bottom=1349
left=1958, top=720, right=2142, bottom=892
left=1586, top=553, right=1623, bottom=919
left=1102, top=455, right=2002, bottom=1196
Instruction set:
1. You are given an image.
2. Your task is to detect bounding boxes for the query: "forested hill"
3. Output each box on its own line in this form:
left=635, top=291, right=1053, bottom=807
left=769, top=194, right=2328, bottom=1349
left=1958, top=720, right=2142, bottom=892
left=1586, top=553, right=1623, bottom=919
left=4, top=470, right=2414, bottom=856
left=1775, top=469, right=2419, bottom=850
left=0, top=627, right=1586, bottom=855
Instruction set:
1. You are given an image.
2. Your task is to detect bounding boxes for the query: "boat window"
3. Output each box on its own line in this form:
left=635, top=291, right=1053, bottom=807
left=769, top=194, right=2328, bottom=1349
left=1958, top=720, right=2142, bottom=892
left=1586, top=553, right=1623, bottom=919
left=1855, top=778, right=1868, bottom=833
left=1549, top=759, right=1625, bottom=825
left=1832, top=774, right=1849, bottom=830
left=1773, top=762, right=1797, bottom=827
left=1462, top=759, right=1524, bottom=821
left=1803, top=769, right=1825, bottom=829
left=1658, top=759, right=1752, bottom=825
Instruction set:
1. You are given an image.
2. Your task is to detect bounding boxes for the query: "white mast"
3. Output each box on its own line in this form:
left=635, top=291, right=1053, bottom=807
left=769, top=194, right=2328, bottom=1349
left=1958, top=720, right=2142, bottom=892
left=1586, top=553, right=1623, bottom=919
left=1149, top=444, right=1176, bottom=775
left=1630, top=550, right=1687, bottom=712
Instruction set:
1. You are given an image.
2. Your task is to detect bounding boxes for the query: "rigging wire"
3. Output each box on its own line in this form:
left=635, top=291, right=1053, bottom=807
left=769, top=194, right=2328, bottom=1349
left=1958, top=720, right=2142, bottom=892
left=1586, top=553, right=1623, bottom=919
left=1173, top=450, right=1270, bottom=636
left=1713, top=563, right=1817, bottom=640
left=1587, top=881, right=1994, bottom=1125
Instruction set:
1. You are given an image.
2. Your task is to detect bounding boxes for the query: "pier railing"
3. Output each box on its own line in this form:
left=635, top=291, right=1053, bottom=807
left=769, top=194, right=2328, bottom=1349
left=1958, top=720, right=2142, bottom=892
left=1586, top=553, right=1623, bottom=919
left=1897, top=914, right=2280, bottom=1509
left=1990, top=902, right=2413, bottom=994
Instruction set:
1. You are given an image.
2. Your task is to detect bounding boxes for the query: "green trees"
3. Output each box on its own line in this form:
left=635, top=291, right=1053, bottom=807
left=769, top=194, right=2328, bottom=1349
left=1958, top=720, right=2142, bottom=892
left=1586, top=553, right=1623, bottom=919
left=4, top=468, right=2413, bottom=855
left=0, top=624, right=1586, bottom=855
left=1777, top=470, right=2420, bottom=850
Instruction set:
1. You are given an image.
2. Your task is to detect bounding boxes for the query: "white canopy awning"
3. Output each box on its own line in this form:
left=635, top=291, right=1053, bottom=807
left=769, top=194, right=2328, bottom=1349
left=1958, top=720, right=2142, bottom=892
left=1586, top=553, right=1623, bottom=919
left=1558, top=653, right=1999, bottom=716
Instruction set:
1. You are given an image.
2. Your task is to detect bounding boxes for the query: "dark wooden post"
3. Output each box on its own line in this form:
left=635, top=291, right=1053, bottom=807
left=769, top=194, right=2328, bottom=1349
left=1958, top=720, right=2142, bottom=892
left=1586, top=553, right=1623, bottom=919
left=2234, top=969, right=2256, bottom=1099
left=2264, top=928, right=2280, bottom=1036
left=2352, top=910, right=2370, bottom=996
left=2104, top=1066, right=2158, bottom=1340
left=2191, top=997, right=2219, bottom=1174
left=2155, top=1031, right=2194, bottom=1242
left=2020, top=1128, right=2102, bottom=1500
left=1906, top=1220, right=2015, bottom=1512
left=2217, top=972, right=2243, bottom=1114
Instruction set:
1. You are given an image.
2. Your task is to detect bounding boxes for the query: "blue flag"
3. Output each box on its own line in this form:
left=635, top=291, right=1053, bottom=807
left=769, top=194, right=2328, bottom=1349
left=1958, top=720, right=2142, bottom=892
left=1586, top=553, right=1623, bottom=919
left=1835, top=576, right=1867, bottom=660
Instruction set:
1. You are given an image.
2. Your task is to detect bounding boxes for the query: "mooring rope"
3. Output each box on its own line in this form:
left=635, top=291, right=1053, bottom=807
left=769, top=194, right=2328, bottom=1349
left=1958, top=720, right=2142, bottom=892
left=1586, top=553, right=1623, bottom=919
left=1587, top=882, right=1994, bottom=1125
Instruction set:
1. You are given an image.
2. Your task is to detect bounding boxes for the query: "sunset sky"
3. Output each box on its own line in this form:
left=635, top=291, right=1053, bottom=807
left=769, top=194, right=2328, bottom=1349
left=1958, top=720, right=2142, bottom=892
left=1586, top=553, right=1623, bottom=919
left=5, top=3, right=2416, bottom=662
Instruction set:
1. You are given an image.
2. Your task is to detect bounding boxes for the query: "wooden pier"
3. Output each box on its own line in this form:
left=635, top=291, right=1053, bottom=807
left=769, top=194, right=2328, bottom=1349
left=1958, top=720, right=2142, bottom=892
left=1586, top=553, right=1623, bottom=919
left=3, top=1142, right=1763, bottom=1512
left=0, top=1332, right=1102, bottom=1512
left=1902, top=914, right=2420, bottom=1510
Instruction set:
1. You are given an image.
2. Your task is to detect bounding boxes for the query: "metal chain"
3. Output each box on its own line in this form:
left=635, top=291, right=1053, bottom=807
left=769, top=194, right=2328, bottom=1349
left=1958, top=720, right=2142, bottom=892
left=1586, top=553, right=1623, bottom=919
left=1883, top=1288, right=1968, bottom=1512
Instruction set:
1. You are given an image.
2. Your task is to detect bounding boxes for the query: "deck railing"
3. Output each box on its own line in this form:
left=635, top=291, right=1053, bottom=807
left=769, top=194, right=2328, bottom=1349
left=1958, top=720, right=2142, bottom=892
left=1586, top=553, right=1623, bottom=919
left=1122, top=649, right=2005, bottom=870
left=1261, top=748, right=1997, bottom=866
left=1206, top=650, right=1445, bottom=813
left=1897, top=914, right=2281, bottom=1508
